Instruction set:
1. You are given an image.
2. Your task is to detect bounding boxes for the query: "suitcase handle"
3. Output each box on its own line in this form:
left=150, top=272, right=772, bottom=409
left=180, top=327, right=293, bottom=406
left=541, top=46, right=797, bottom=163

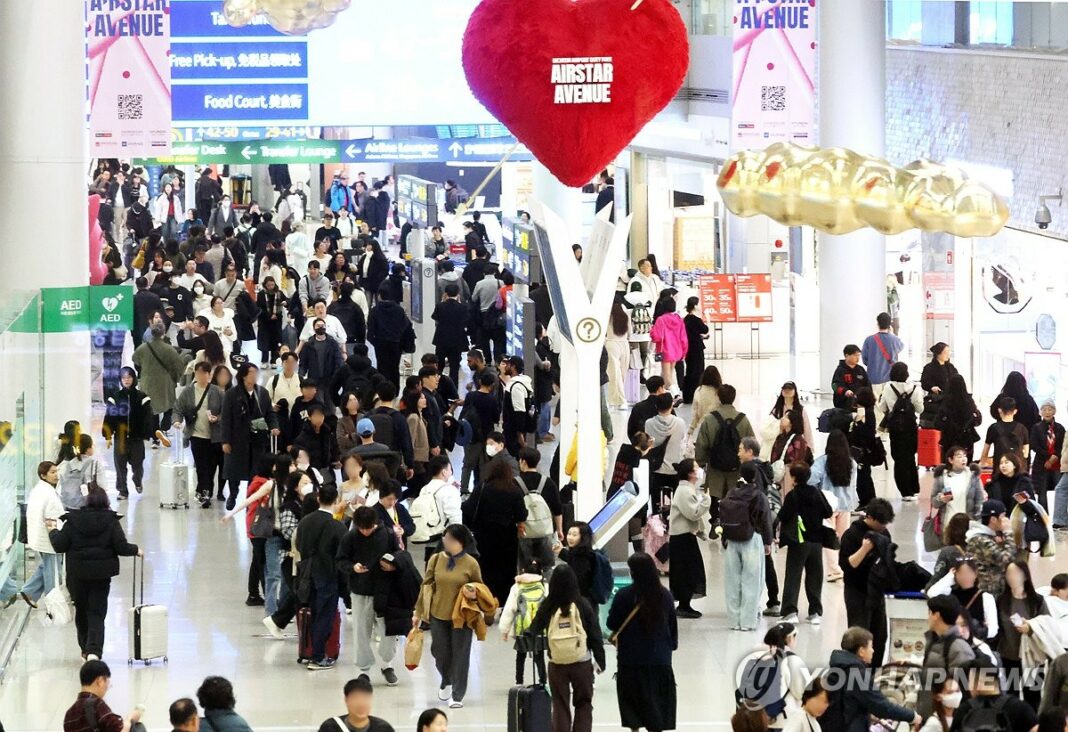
left=133, top=554, right=145, bottom=607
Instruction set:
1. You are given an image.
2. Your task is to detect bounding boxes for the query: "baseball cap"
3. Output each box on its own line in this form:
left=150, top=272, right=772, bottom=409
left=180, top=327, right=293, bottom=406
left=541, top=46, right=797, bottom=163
left=981, top=499, right=1007, bottom=522
left=357, top=418, right=375, bottom=437
left=781, top=381, right=797, bottom=391
left=381, top=553, right=396, bottom=564
left=503, top=355, right=524, bottom=372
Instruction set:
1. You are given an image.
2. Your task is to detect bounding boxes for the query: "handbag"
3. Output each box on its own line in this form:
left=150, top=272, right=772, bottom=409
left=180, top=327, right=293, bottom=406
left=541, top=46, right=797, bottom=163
left=404, top=627, right=425, bottom=670
left=609, top=604, right=641, bottom=647
left=921, top=506, right=943, bottom=553
left=770, top=434, right=796, bottom=485
left=40, top=561, right=74, bottom=627
left=249, top=484, right=276, bottom=539
left=820, top=526, right=840, bottom=551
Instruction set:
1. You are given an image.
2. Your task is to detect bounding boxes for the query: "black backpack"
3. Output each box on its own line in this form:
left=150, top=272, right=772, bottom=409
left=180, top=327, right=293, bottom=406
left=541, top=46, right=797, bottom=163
left=719, top=490, right=755, bottom=542
left=368, top=411, right=397, bottom=450
left=882, top=386, right=917, bottom=433
left=458, top=401, right=485, bottom=444
left=707, top=412, right=744, bottom=472
left=508, top=380, right=538, bottom=434
left=959, top=695, right=1011, bottom=732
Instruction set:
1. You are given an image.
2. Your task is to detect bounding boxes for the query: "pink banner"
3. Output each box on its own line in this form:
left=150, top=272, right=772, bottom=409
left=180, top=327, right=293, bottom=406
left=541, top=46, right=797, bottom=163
left=731, top=0, right=817, bottom=150
left=86, top=0, right=172, bottom=157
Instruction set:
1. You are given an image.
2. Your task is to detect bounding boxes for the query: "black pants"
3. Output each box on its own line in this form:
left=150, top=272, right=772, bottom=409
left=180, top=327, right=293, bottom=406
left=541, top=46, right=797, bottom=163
left=375, top=341, right=402, bottom=389
left=856, top=463, right=875, bottom=507
left=248, top=537, right=266, bottom=599
left=479, top=326, right=505, bottom=365
left=889, top=428, right=919, bottom=498
left=189, top=437, right=221, bottom=498
left=765, top=553, right=779, bottom=607
left=68, top=576, right=111, bottom=657
left=436, top=346, right=464, bottom=387
left=272, top=556, right=299, bottom=630
left=682, top=350, right=703, bottom=404
left=1033, top=469, right=1057, bottom=511
left=515, top=650, right=547, bottom=685
left=845, top=583, right=887, bottom=668
left=113, top=438, right=145, bottom=496
left=309, top=576, right=339, bottom=661
left=1002, top=657, right=1043, bottom=710
left=153, top=410, right=172, bottom=436
left=780, top=542, right=823, bottom=617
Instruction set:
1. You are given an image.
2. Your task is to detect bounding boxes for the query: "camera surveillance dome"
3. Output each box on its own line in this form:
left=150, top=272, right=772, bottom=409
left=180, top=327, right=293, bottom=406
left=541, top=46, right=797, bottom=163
left=1036, top=204, right=1052, bottom=229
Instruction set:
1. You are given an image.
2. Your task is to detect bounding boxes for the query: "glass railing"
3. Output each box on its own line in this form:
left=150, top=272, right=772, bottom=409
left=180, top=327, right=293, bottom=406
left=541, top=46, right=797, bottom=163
left=0, top=291, right=45, bottom=680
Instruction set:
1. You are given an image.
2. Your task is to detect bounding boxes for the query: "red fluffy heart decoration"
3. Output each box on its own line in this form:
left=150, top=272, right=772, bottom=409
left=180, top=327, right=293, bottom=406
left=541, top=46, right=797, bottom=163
left=462, top=0, right=689, bottom=188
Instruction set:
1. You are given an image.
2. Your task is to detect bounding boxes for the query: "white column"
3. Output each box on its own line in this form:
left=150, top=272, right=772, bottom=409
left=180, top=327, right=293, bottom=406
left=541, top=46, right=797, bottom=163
left=817, top=0, right=887, bottom=385
left=0, top=0, right=91, bottom=437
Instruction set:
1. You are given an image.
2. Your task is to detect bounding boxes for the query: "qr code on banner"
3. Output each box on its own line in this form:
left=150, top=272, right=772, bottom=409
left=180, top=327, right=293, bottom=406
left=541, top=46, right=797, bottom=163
left=117, top=94, right=143, bottom=121
left=761, top=85, right=786, bottom=112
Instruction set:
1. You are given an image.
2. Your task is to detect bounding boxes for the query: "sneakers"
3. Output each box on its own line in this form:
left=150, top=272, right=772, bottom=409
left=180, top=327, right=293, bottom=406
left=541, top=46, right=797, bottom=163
left=200, top=497, right=212, bottom=509
left=826, top=571, right=843, bottom=583
left=117, top=493, right=129, bottom=501
left=381, top=668, right=398, bottom=686
left=308, top=658, right=337, bottom=671
left=262, top=616, right=285, bottom=640
left=763, top=604, right=782, bottom=617
left=781, top=613, right=800, bottom=623
left=226, top=495, right=237, bottom=511
left=676, top=607, right=702, bottom=619
left=245, top=595, right=265, bottom=607
left=438, top=685, right=452, bottom=701
left=807, top=614, right=822, bottom=626
left=134, top=484, right=143, bottom=495
left=448, top=700, right=463, bottom=709
left=155, top=430, right=171, bottom=448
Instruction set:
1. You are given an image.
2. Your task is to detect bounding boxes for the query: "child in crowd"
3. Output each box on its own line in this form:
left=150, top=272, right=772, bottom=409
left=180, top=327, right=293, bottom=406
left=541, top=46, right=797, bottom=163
left=499, top=559, right=548, bottom=686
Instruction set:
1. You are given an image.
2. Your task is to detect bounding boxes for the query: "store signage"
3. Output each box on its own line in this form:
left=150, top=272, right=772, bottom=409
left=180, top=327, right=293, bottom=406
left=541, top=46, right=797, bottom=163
left=735, top=274, right=773, bottom=323
left=698, top=274, right=738, bottom=323
left=170, top=42, right=308, bottom=80
left=41, top=286, right=134, bottom=333
left=86, top=0, right=172, bottom=157
left=731, top=0, right=817, bottom=149
left=923, top=272, right=954, bottom=321
left=461, top=0, right=688, bottom=186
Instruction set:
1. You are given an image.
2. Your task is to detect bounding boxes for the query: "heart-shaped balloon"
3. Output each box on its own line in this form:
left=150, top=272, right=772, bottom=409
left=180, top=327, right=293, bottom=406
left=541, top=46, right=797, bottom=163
left=462, top=0, right=689, bottom=188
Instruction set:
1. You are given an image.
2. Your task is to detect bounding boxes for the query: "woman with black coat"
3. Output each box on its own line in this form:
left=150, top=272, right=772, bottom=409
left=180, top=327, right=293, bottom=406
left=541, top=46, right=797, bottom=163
left=681, top=296, right=708, bottom=404
left=1028, top=401, right=1064, bottom=511
left=987, top=451, right=1035, bottom=505
left=848, top=387, right=885, bottom=508
left=935, top=374, right=983, bottom=462
left=461, top=458, right=528, bottom=604
left=606, top=552, right=678, bottom=732
left=220, top=363, right=279, bottom=511
left=372, top=550, right=422, bottom=637
left=232, top=289, right=259, bottom=353
left=528, top=564, right=606, bottom=732
left=553, top=521, right=599, bottom=610
left=989, top=370, right=1041, bottom=431
left=48, top=487, right=141, bottom=660
left=357, top=240, right=389, bottom=301
left=920, top=342, right=959, bottom=395
left=256, top=276, right=285, bottom=365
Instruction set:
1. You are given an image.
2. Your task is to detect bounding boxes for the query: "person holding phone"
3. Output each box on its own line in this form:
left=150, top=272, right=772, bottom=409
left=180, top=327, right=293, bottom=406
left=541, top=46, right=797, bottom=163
left=997, top=560, right=1049, bottom=710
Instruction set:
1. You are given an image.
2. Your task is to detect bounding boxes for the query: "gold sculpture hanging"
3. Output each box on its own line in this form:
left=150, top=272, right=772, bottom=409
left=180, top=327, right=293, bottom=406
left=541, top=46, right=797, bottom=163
left=223, top=0, right=351, bottom=35
left=717, top=142, right=1010, bottom=237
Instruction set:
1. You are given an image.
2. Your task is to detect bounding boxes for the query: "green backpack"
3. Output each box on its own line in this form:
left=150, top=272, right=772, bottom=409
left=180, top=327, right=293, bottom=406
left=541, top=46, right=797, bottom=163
left=513, top=580, right=546, bottom=636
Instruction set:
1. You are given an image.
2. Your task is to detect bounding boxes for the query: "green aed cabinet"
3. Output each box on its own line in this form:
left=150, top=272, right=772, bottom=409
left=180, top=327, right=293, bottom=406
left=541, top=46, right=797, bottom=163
left=40, top=286, right=133, bottom=333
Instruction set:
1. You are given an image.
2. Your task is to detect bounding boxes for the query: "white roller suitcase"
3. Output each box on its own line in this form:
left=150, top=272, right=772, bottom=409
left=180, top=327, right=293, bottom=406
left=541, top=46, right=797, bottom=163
left=158, top=428, right=189, bottom=509
left=128, top=556, right=168, bottom=665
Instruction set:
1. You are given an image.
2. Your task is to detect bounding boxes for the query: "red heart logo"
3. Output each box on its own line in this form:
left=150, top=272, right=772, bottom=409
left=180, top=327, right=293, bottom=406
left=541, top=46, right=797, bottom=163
left=462, top=0, right=689, bottom=188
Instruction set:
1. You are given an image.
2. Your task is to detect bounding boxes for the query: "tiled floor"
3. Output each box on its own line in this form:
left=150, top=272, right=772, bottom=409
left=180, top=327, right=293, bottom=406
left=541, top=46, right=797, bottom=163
left=1, top=353, right=1063, bottom=731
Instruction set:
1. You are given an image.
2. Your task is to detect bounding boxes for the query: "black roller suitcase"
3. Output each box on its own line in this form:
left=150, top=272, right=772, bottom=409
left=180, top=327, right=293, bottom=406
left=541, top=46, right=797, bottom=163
left=507, top=654, right=551, bottom=732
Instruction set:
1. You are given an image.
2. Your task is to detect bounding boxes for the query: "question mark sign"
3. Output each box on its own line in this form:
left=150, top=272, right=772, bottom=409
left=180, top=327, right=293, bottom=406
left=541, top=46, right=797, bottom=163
left=576, top=317, right=602, bottom=343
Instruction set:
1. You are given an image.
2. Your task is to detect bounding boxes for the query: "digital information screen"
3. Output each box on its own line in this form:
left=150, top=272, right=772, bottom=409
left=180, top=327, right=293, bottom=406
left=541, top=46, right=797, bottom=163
left=170, top=0, right=496, bottom=126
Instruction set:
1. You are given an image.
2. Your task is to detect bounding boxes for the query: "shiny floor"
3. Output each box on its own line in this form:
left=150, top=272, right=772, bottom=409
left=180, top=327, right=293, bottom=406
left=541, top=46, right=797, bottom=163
left=2, top=354, right=1063, bottom=731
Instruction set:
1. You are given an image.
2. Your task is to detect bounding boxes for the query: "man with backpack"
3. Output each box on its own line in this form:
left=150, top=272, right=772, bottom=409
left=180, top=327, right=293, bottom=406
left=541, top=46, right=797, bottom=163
left=738, top=437, right=781, bottom=618
left=409, top=456, right=463, bottom=563
left=695, top=384, right=754, bottom=526
left=917, top=595, right=974, bottom=718
left=501, top=356, right=536, bottom=458
left=823, top=627, right=921, bottom=732
left=876, top=362, right=925, bottom=501
left=720, top=462, right=773, bottom=632
left=516, top=447, right=564, bottom=572
left=336, top=506, right=401, bottom=686
left=838, top=498, right=897, bottom=668
left=861, top=313, right=904, bottom=399
left=368, top=382, right=414, bottom=478
left=951, top=655, right=1038, bottom=732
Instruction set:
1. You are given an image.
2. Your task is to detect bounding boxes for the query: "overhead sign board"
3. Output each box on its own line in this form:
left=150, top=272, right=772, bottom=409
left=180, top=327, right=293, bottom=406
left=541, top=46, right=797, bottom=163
left=137, top=140, right=342, bottom=165
left=41, top=286, right=133, bottom=333
left=340, top=137, right=532, bottom=164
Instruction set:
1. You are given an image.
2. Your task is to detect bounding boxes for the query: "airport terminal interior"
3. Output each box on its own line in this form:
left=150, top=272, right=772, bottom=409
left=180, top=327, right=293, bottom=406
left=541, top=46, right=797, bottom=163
left=2, top=1, right=1068, bottom=731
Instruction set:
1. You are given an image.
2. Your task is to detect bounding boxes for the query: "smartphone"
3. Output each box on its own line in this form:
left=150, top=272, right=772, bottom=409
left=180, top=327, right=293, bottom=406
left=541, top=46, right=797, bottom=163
left=1010, top=612, right=1024, bottom=627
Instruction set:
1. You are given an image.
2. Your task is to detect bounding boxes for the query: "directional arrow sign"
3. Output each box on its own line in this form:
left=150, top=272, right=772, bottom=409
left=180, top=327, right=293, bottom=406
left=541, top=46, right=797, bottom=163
left=449, top=142, right=463, bottom=157
left=241, top=145, right=255, bottom=161
left=135, top=140, right=343, bottom=165
left=345, top=144, right=359, bottom=159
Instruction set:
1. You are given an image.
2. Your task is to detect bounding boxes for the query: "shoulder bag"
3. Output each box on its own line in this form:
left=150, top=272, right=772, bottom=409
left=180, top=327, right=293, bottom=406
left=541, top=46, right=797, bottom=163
left=609, top=603, right=641, bottom=647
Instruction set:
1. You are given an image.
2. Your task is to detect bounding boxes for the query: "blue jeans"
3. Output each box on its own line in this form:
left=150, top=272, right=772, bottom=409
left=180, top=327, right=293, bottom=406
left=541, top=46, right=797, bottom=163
left=264, top=536, right=287, bottom=617
left=724, top=534, right=766, bottom=629
left=1053, top=474, right=1068, bottom=527
left=537, top=402, right=552, bottom=437
left=21, top=553, right=61, bottom=602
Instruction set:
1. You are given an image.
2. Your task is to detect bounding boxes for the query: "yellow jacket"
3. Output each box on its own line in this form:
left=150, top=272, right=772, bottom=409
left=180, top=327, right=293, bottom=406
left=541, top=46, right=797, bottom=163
left=564, top=430, right=608, bottom=483
left=450, top=582, right=499, bottom=640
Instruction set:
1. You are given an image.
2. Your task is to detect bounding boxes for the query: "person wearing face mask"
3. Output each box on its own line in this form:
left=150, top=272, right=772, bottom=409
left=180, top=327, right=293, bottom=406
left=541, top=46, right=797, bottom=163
left=919, top=678, right=963, bottom=732
left=172, top=361, right=225, bottom=509
left=668, top=459, right=711, bottom=619
left=223, top=456, right=286, bottom=612
left=297, top=299, right=347, bottom=354
left=916, top=595, right=974, bottom=719
left=190, top=277, right=212, bottom=315
left=299, top=319, right=345, bottom=411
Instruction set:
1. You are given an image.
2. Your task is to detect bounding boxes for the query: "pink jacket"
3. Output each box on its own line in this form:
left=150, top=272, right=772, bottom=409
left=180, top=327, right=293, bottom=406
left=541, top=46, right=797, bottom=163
left=649, top=313, right=689, bottom=362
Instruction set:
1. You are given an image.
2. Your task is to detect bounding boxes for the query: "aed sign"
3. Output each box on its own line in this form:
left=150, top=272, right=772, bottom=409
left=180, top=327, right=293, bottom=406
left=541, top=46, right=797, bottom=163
left=42, top=286, right=133, bottom=333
